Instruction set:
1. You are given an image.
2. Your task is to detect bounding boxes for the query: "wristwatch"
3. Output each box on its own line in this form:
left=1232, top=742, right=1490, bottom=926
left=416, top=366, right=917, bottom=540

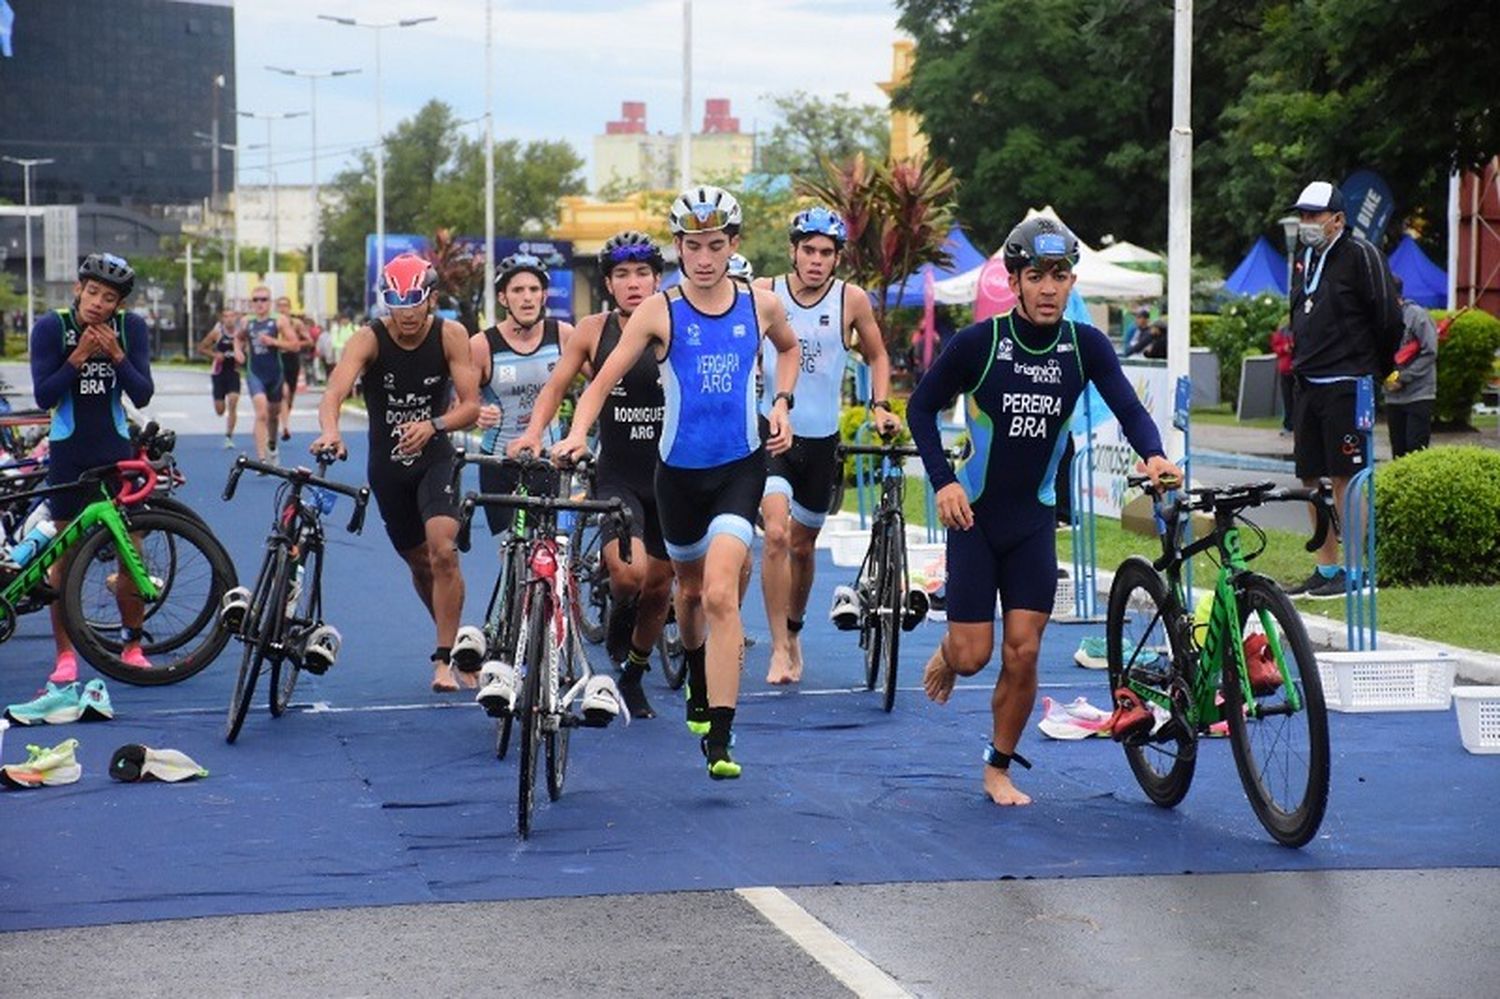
left=773, top=391, right=795, bottom=411
left=431, top=415, right=448, bottom=433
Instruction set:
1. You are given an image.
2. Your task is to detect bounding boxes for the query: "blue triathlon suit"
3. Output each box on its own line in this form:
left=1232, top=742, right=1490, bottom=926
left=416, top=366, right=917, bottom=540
left=243, top=315, right=285, bottom=402
left=654, top=284, right=766, bottom=562
left=908, top=312, right=1165, bottom=620
left=29, top=308, right=154, bottom=519
left=758, top=277, right=848, bottom=529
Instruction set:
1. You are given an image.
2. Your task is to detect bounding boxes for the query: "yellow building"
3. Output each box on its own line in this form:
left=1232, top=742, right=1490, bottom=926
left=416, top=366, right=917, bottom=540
left=879, top=39, right=927, bottom=163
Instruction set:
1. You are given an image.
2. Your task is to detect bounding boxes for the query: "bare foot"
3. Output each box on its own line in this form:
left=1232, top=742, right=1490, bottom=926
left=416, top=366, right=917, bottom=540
left=453, top=667, right=479, bottom=690
left=766, top=645, right=797, bottom=685
left=983, top=766, right=1033, bottom=806
left=431, top=663, right=459, bottom=693
left=786, top=636, right=804, bottom=683
left=923, top=647, right=956, bottom=704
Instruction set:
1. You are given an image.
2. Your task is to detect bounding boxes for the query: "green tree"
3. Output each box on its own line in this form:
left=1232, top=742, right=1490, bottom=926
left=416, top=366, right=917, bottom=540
left=320, top=100, right=586, bottom=310
left=758, top=92, right=890, bottom=180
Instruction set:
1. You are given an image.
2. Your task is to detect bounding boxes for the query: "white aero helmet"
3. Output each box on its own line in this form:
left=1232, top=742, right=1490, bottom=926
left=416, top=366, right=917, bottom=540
left=669, top=185, right=743, bottom=236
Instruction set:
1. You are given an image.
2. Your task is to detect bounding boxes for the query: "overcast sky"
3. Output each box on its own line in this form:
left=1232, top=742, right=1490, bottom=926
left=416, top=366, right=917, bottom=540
left=234, top=0, right=903, bottom=189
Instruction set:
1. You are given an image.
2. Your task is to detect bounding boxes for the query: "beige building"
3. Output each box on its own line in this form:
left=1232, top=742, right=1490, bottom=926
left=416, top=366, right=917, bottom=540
left=879, top=39, right=928, bottom=163
left=591, top=99, right=756, bottom=194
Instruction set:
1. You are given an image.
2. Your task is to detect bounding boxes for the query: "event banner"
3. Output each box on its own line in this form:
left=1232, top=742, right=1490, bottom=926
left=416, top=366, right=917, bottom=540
left=363, top=234, right=574, bottom=322
left=1070, top=358, right=1173, bottom=519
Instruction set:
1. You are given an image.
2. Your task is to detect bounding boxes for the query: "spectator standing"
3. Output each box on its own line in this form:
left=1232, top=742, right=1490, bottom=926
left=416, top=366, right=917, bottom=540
left=1122, top=306, right=1152, bottom=356
left=1384, top=275, right=1438, bottom=458
left=1270, top=324, right=1295, bottom=435
left=1284, top=180, right=1403, bottom=598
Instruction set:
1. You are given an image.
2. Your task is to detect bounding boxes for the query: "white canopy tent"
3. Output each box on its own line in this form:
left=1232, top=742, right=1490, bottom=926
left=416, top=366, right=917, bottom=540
left=1097, top=240, right=1164, bottom=266
left=931, top=205, right=1164, bottom=303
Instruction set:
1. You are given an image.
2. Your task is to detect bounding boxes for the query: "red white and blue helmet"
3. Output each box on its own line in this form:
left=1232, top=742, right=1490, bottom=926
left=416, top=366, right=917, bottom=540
left=378, top=253, right=437, bottom=308
left=789, top=206, right=847, bottom=249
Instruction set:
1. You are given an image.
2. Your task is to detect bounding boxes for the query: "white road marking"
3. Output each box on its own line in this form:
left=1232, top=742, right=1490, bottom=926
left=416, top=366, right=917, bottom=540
left=736, top=886, right=911, bottom=999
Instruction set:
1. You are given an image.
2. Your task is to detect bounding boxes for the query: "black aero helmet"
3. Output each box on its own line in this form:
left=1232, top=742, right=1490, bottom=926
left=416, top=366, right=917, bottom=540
left=78, top=252, right=136, bottom=298
left=598, top=230, right=664, bottom=274
left=1002, top=217, right=1080, bottom=275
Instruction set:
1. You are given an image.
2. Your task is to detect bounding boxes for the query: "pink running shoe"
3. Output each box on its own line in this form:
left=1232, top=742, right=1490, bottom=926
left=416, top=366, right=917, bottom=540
left=120, top=646, right=153, bottom=670
left=48, top=651, right=78, bottom=685
left=1037, top=695, right=1114, bottom=740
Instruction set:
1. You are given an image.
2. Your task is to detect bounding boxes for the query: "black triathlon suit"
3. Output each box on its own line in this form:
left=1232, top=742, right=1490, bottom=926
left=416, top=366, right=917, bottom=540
left=364, top=317, right=460, bottom=551
left=593, top=311, right=668, bottom=560
left=210, top=324, right=241, bottom=400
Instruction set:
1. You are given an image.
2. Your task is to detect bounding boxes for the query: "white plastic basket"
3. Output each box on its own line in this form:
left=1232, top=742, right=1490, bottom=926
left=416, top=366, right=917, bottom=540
left=1453, top=686, right=1500, bottom=755
left=824, top=530, right=871, bottom=568
left=1316, top=650, right=1457, bottom=713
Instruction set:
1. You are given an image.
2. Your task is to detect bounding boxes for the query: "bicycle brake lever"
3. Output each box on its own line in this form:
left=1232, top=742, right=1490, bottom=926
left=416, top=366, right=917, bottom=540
left=456, top=496, right=475, bottom=554
left=613, top=507, right=633, bottom=564
left=223, top=457, right=248, bottom=501
left=347, top=488, right=370, bottom=534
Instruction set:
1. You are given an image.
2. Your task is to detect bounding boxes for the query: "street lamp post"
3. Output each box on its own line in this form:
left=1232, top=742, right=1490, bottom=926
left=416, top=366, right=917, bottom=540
left=2, top=155, right=55, bottom=333
left=266, top=65, right=360, bottom=325
left=196, top=133, right=264, bottom=307
left=238, top=110, right=307, bottom=277
left=317, top=14, right=437, bottom=289
left=484, top=0, right=495, bottom=325
left=1278, top=214, right=1301, bottom=300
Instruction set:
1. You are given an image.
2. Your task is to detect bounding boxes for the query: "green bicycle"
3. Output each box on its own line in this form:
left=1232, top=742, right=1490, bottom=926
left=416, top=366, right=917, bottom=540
left=0, top=424, right=237, bottom=684
left=1106, top=475, right=1336, bottom=847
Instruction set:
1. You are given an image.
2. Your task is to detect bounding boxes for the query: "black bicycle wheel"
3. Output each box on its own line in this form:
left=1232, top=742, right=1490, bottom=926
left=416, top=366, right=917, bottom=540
left=547, top=625, right=578, bottom=802
left=1222, top=573, right=1330, bottom=848
left=517, top=582, right=548, bottom=839
left=225, top=549, right=285, bottom=743
left=271, top=544, right=320, bottom=716
left=1106, top=556, right=1196, bottom=808
left=658, top=600, right=685, bottom=690
left=859, top=528, right=886, bottom=692
left=492, top=544, right=527, bottom=761
left=62, top=509, right=237, bottom=686
left=880, top=519, right=905, bottom=714
left=571, top=517, right=609, bottom=646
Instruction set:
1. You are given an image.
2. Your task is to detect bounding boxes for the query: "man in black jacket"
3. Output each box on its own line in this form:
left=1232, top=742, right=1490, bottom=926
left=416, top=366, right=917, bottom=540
left=1285, top=181, right=1403, bottom=598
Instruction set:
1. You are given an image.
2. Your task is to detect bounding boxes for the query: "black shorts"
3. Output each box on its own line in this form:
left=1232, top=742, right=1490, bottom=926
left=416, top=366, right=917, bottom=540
left=944, top=511, right=1059, bottom=622
left=369, top=455, right=460, bottom=552
left=1293, top=378, right=1368, bottom=479
left=477, top=460, right=562, bottom=536
left=46, top=441, right=132, bottom=521
left=654, top=448, right=766, bottom=563
left=596, top=473, right=668, bottom=562
left=761, top=423, right=840, bottom=530
left=211, top=365, right=241, bottom=401
left=281, top=351, right=301, bottom=390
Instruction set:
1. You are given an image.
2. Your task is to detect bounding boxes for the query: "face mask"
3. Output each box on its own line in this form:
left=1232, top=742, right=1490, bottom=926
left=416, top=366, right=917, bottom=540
left=1298, top=221, right=1328, bottom=249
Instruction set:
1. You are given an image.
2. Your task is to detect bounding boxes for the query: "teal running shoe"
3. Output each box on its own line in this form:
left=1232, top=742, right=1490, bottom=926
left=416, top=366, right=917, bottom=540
left=78, top=679, right=114, bottom=721
left=1073, top=636, right=1109, bottom=670
left=5, top=683, right=83, bottom=726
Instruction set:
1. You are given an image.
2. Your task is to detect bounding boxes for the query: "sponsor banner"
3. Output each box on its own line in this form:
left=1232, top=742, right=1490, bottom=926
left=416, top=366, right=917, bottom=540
left=364, top=234, right=574, bottom=322
left=1071, top=358, right=1172, bottom=518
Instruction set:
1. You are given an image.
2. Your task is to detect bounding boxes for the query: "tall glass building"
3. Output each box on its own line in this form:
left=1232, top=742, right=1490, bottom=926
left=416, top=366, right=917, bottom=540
left=0, top=0, right=237, bottom=208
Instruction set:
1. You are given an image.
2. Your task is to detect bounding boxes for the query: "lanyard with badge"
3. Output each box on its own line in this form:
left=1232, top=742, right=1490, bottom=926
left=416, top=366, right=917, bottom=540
left=1299, top=231, right=1341, bottom=315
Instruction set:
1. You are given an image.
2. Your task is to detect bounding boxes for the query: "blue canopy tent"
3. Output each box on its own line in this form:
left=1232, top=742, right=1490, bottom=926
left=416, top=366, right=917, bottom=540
left=880, top=226, right=989, bottom=308
left=1388, top=235, right=1447, bottom=308
left=1224, top=236, right=1289, bottom=297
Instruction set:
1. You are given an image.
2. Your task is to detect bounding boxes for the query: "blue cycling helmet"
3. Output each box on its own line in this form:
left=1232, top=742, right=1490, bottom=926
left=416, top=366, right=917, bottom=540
left=789, top=206, right=847, bottom=249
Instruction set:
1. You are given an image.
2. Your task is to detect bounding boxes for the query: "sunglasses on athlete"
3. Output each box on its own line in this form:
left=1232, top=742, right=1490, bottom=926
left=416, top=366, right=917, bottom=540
left=678, top=205, right=734, bottom=233
left=607, top=244, right=660, bottom=264
left=380, top=286, right=432, bottom=308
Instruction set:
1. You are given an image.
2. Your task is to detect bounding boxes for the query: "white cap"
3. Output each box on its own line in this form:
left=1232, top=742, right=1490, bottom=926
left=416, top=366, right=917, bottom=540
left=1292, top=181, right=1345, bottom=213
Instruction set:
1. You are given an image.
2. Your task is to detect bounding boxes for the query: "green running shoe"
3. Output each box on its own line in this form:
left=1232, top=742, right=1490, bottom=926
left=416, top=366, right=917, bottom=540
left=701, top=737, right=741, bottom=780
left=5, top=683, right=83, bottom=725
left=0, top=738, right=82, bottom=788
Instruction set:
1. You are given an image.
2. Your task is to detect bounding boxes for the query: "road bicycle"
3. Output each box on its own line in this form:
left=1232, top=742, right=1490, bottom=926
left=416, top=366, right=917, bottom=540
left=836, top=439, right=956, bottom=712
left=1106, top=474, right=1336, bottom=847
left=0, top=423, right=237, bottom=684
left=221, top=452, right=370, bottom=743
left=458, top=455, right=632, bottom=839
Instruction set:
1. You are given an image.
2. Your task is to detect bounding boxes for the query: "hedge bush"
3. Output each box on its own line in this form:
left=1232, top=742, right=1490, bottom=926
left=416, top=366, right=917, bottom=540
left=1428, top=309, right=1500, bottom=426
left=1373, top=445, right=1500, bottom=586
left=838, top=398, right=914, bottom=485
left=1196, top=294, right=1286, bottom=402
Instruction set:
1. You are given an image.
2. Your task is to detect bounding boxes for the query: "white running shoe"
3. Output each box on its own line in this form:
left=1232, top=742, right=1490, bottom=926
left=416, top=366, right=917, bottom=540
left=451, top=625, right=486, bottom=674
left=829, top=584, right=860, bottom=632
left=476, top=660, right=519, bottom=717
left=581, top=674, right=627, bottom=726
left=1037, top=695, right=1114, bottom=740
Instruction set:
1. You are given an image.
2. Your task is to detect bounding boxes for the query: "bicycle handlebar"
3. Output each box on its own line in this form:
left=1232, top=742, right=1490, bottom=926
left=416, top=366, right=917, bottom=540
left=1127, top=474, right=1339, bottom=556
left=457, top=489, right=633, bottom=564
left=223, top=453, right=372, bottom=535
